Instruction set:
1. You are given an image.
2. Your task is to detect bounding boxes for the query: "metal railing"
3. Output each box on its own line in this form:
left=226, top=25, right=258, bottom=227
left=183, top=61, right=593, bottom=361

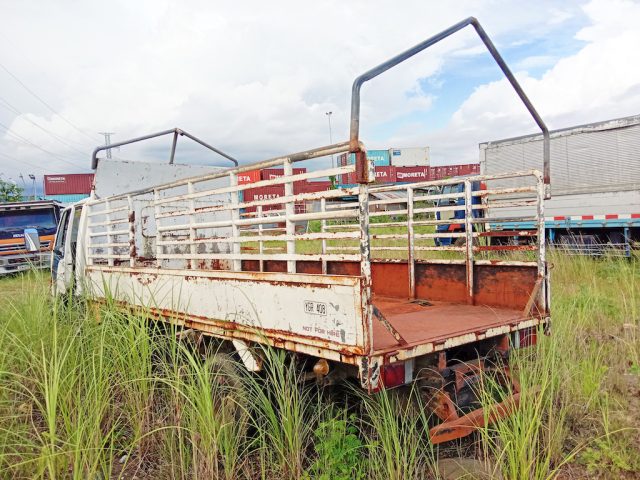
left=315, top=170, right=546, bottom=303
left=85, top=16, right=551, bottom=314
left=85, top=161, right=546, bottom=299
left=85, top=141, right=363, bottom=273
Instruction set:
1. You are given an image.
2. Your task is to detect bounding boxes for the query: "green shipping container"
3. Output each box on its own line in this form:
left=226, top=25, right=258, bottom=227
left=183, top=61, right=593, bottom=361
left=346, top=149, right=391, bottom=167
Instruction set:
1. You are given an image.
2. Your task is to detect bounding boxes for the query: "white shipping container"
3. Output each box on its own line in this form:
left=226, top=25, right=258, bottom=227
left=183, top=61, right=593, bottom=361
left=389, top=147, right=430, bottom=167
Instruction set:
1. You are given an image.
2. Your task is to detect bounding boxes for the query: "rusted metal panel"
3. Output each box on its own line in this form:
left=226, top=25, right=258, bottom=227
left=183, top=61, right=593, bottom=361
left=474, top=265, right=540, bottom=310
left=371, top=262, right=410, bottom=297
left=415, top=263, right=468, bottom=304
left=87, top=266, right=366, bottom=350
left=327, top=261, right=360, bottom=276
left=371, top=296, right=538, bottom=351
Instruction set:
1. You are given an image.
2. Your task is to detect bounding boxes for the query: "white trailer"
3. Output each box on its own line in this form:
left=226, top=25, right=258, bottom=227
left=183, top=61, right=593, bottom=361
left=480, top=115, right=640, bottom=252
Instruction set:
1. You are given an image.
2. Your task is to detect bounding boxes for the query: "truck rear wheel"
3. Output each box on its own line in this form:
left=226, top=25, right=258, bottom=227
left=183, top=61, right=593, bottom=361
left=205, top=352, right=247, bottom=423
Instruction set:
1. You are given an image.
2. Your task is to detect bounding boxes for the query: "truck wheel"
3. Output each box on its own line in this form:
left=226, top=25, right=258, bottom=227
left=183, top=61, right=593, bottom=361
left=173, top=349, right=247, bottom=427
left=205, top=352, right=247, bottom=424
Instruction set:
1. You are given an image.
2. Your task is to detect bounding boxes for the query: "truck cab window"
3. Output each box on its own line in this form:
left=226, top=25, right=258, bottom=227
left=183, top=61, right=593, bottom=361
left=54, top=209, right=71, bottom=256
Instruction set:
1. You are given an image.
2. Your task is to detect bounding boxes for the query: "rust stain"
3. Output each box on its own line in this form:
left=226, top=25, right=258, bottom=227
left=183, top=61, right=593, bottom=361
left=415, top=263, right=467, bottom=304
left=371, top=262, right=409, bottom=297
left=132, top=272, right=158, bottom=285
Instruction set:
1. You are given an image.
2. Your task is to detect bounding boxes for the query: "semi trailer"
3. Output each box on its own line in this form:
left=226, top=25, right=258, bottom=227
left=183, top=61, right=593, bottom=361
left=480, top=115, right=640, bottom=253
left=51, top=18, right=551, bottom=443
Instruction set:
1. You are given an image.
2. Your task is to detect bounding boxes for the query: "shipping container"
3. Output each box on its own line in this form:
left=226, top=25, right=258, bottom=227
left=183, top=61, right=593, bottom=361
left=298, top=181, right=332, bottom=193
left=44, top=173, right=94, bottom=195
left=341, top=166, right=396, bottom=186
left=427, top=164, right=479, bottom=180
left=373, top=166, right=396, bottom=183
left=43, top=193, right=90, bottom=204
left=242, top=185, right=306, bottom=214
left=237, top=170, right=261, bottom=184
left=395, top=166, right=429, bottom=182
left=389, top=147, right=429, bottom=167
left=343, top=150, right=391, bottom=168
left=364, top=149, right=391, bottom=166
left=260, top=168, right=306, bottom=180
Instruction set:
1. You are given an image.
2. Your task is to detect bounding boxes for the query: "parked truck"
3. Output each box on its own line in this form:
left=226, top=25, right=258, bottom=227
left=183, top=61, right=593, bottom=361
left=51, top=18, right=551, bottom=444
left=0, top=200, right=62, bottom=275
left=480, top=115, right=640, bottom=253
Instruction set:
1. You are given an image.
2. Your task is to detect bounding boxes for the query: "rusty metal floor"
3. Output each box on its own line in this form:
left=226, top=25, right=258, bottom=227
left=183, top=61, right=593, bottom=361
left=372, top=295, right=526, bottom=352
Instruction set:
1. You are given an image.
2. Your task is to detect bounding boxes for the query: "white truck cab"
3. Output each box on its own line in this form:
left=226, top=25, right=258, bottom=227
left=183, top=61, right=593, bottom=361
left=51, top=200, right=87, bottom=296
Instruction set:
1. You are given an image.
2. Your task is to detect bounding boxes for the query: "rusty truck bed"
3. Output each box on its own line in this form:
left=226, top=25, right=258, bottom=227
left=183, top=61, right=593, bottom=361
left=83, top=148, right=548, bottom=389
left=372, top=295, right=529, bottom=352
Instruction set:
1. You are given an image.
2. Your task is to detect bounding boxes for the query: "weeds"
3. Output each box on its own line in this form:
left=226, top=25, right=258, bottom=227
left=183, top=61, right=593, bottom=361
left=0, top=253, right=638, bottom=479
left=304, top=410, right=364, bottom=480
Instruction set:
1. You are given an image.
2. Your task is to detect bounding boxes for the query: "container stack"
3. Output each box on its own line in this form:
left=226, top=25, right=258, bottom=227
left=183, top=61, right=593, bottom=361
left=43, top=173, right=94, bottom=204
left=224, top=151, right=479, bottom=217
left=242, top=167, right=332, bottom=215
left=336, top=147, right=479, bottom=187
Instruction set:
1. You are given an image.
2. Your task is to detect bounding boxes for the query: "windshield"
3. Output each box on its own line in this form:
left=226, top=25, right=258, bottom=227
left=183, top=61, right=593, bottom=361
left=0, top=209, right=57, bottom=229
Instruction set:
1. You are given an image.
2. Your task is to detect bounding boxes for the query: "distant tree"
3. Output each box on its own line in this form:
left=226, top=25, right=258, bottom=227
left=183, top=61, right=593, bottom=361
left=0, top=179, right=24, bottom=202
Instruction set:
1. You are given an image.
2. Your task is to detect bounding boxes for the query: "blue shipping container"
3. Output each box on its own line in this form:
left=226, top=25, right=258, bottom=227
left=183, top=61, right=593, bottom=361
left=346, top=149, right=391, bottom=167
left=44, top=194, right=90, bottom=204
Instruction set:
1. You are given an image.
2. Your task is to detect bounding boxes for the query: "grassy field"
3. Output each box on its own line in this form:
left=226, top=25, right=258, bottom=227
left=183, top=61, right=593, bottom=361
left=0, top=254, right=638, bottom=479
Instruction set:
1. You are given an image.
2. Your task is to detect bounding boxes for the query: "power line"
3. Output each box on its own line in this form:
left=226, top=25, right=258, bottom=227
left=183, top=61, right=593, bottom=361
left=0, top=94, right=95, bottom=148
left=0, top=60, right=100, bottom=144
left=0, top=150, right=47, bottom=173
left=0, top=120, right=90, bottom=170
left=0, top=95, right=93, bottom=156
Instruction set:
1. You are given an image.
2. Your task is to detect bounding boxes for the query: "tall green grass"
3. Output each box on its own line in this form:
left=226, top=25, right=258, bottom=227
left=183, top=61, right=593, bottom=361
left=478, top=252, right=640, bottom=478
left=0, top=253, right=638, bottom=479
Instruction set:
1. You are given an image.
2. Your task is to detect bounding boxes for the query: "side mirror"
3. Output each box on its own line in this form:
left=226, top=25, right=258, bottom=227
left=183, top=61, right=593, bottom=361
left=24, top=228, right=41, bottom=252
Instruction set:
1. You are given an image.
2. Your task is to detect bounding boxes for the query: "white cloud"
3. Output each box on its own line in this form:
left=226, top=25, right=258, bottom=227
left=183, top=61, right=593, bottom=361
left=515, top=55, right=557, bottom=71
left=388, top=0, right=640, bottom=165
left=0, top=0, right=634, bottom=188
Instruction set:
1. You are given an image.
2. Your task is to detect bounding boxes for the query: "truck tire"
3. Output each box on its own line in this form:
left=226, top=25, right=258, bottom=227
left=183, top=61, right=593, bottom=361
left=205, top=352, right=247, bottom=424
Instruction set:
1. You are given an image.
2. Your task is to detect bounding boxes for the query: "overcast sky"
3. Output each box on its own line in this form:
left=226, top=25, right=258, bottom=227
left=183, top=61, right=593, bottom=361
left=1, top=0, right=639, bottom=190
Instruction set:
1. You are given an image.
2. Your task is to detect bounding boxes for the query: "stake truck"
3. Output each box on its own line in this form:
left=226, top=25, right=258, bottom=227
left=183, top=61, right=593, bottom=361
left=52, top=18, right=551, bottom=443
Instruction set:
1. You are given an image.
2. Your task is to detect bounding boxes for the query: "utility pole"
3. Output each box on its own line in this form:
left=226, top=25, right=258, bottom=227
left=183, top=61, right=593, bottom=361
left=99, top=132, right=115, bottom=159
left=325, top=111, right=334, bottom=168
left=28, top=174, right=36, bottom=200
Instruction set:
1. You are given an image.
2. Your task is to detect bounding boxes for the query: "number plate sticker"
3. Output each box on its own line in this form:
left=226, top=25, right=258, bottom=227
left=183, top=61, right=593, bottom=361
left=304, top=300, right=327, bottom=316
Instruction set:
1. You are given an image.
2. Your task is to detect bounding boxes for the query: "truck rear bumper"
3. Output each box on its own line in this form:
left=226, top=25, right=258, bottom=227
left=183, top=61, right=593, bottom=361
left=0, top=252, right=51, bottom=275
